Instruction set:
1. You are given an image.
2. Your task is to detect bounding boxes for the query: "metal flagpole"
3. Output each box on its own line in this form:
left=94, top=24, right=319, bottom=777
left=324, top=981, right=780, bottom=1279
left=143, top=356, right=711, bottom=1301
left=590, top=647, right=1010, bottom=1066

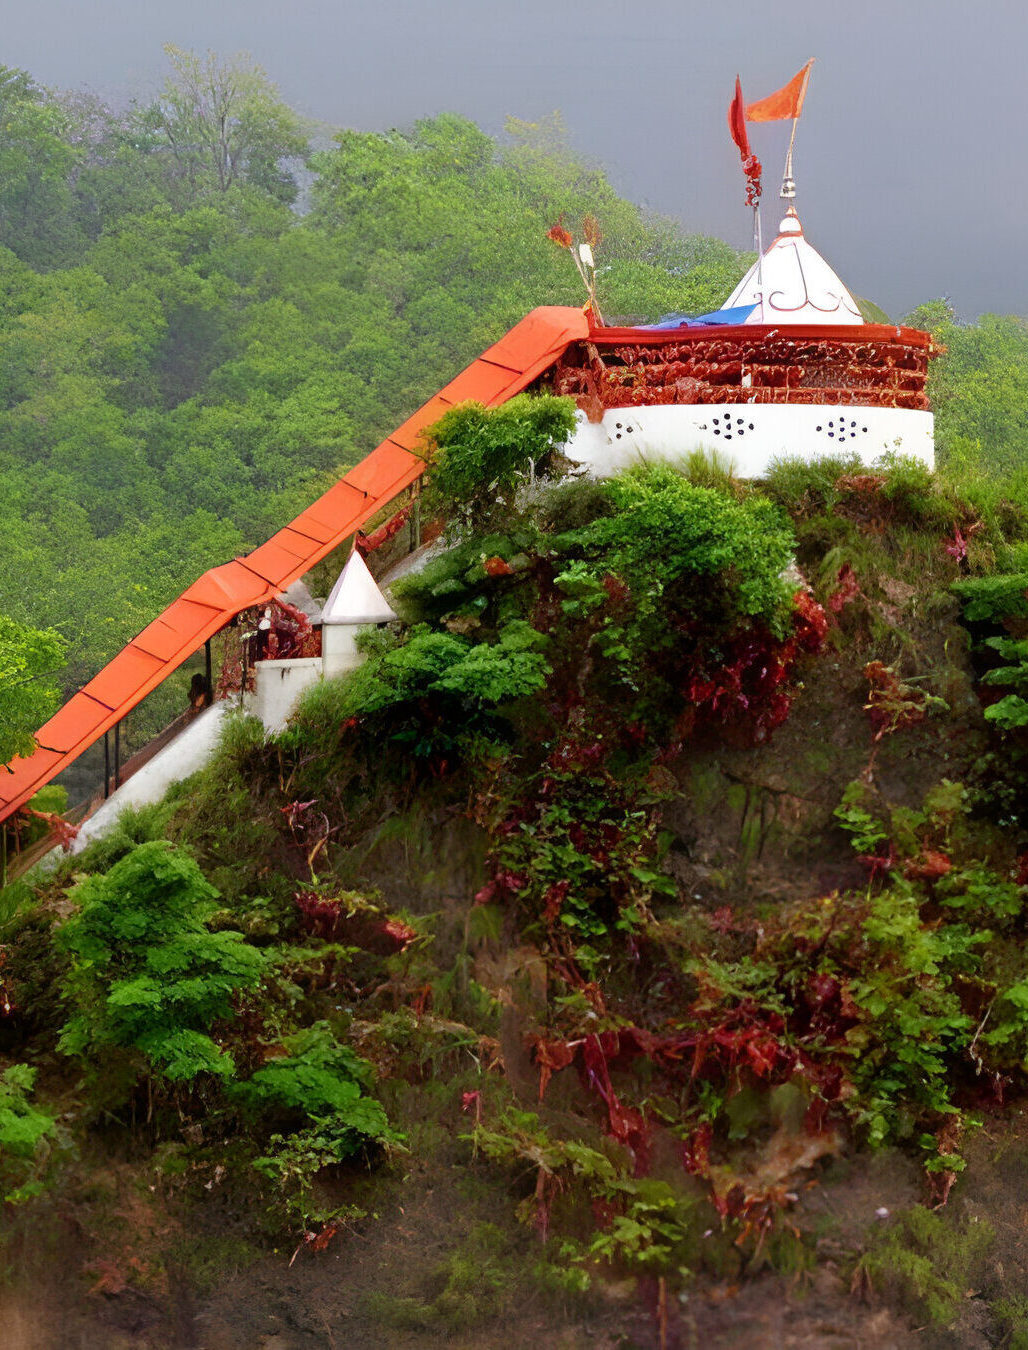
left=781, top=60, right=814, bottom=201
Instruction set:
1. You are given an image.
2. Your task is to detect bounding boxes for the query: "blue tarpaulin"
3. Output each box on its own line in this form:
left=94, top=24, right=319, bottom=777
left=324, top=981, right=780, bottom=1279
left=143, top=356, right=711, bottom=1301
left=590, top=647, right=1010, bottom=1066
left=638, top=304, right=757, bottom=331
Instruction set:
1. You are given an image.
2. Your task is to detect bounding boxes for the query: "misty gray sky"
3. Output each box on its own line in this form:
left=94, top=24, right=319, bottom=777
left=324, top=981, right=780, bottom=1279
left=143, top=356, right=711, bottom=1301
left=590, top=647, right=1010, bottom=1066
left=5, top=0, right=1025, bottom=320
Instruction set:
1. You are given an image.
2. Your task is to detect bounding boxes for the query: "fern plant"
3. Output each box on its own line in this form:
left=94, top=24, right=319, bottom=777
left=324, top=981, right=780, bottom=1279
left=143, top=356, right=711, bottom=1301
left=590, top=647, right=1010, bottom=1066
left=243, top=1021, right=399, bottom=1224
left=980, top=634, right=1028, bottom=728
left=58, top=841, right=267, bottom=1083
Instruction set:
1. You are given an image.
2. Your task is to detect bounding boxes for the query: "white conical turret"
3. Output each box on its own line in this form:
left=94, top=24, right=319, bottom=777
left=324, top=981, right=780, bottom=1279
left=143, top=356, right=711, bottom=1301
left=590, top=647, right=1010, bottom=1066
left=322, top=550, right=397, bottom=678
left=724, top=209, right=863, bottom=325
left=322, top=550, right=398, bottom=626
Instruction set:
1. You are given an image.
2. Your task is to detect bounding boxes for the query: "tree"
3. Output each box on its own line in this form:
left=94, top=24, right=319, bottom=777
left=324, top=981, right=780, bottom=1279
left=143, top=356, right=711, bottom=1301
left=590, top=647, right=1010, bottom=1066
left=905, top=302, right=1028, bottom=476
left=0, top=65, right=82, bottom=268
left=59, top=840, right=266, bottom=1083
left=0, top=613, right=66, bottom=765
left=150, top=47, right=308, bottom=205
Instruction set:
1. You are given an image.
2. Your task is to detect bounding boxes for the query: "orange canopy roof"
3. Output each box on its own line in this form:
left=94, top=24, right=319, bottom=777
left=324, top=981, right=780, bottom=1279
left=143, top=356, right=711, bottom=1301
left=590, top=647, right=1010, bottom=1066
left=0, top=306, right=589, bottom=825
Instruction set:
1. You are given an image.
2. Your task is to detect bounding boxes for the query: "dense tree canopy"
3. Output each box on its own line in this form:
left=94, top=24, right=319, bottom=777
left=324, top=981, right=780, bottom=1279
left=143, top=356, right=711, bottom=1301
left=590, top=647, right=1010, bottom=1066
left=0, top=614, right=66, bottom=765
left=905, top=301, right=1028, bottom=477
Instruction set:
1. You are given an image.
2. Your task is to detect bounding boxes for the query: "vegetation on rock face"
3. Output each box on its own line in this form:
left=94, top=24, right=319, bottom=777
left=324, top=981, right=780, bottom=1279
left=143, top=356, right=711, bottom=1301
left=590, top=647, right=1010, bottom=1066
left=7, top=405, right=1028, bottom=1342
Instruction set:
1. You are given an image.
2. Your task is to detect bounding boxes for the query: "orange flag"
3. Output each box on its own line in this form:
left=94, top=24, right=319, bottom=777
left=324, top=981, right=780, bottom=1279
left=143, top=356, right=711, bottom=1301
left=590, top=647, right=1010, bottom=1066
left=746, top=60, right=814, bottom=123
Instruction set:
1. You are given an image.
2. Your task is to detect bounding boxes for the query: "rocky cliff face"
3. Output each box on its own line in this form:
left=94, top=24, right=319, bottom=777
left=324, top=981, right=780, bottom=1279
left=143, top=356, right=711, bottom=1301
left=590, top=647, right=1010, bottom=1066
left=5, top=454, right=1028, bottom=1348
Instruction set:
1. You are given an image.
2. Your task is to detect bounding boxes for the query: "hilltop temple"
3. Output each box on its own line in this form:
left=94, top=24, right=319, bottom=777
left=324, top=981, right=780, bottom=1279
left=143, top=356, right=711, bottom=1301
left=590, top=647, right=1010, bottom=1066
left=0, top=159, right=939, bottom=858
left=556, top=207, right=935, bottom=477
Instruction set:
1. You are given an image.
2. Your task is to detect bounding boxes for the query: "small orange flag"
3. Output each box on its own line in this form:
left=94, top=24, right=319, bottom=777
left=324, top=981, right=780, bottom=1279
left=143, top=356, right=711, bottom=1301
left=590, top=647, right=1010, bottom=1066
left=746, top=59, right=814, bottom=123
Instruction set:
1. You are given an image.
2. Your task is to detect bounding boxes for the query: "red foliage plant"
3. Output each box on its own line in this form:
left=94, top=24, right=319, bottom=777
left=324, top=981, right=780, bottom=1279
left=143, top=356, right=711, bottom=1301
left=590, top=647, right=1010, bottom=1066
left=678, top=590, right=827, bottom=745
left=863, top=661, right=934, bottom=741
left=828, top=563, right=860, bottom=614
left=546, top=218, right=573, bottom=250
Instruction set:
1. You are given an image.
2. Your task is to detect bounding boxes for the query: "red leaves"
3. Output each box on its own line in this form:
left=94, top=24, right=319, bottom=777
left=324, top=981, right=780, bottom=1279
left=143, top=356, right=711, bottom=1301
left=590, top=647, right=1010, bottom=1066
left=281, top=798, right=336, bottom=870
left=581, top=1032, right=651, bottom=1169
left=381, top=918, right=418, bottom=949
left=546, top=218, right=573, bottom=249
left=945, top=526, right=968, bottom=563
left=294, top=889, right=416, bottom=952
left=21, top=807, right=79, bottom=852
left=689, top=1009, right=789, bottom=1082
left=681, top=1122, right=713, bottom=1175
left=461, top=1089, right=483, bottom=1124
left=483, top=555, right=513, bottom=577
left=792, top=588, right=829, bottom=649
left=290, top=1218, right=347, bottom=1266
left=903, top=850, right=952, bottom=883
left=857, top=844, right=895, bottom=880
left=944, top=521, right=981, bottom=564
left=863, top=661, right=933, bottom=741
left=677, top=590, right=825, bottom=745
left=294, top=888, right=343, bottom=941
left=533, top=1035, right=577, bottom=1101
left=827, top=563, right=860, bottom=614
left=542, top=879, right=570, bottom=924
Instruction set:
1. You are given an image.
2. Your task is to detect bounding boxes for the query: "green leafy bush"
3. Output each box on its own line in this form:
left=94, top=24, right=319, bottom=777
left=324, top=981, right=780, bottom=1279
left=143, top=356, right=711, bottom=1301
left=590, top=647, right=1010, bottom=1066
left=0, top=1063, right=56, bottom=1204
left=952, top=573, right=1028, bottom=623
left=288, top=621, right=549, bottom=764
left=556, top=464, right=795, bottom=633
left=978, top=634, right=1028, bottom=728
left=245, top=1021, right=398, bottom=1224
left=59, top=840, right=267, bottom=1083
left=421, top=394, right=577, bottom=532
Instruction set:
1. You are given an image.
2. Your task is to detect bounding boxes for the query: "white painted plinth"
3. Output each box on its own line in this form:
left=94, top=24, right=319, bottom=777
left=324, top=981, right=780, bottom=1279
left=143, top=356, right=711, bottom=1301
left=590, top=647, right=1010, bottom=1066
left=322, top=624, right=365, bottom=680
left=72, top=703, right=233, bottom=854
left=565, top=404, right=934, bottom=478
left=254, top=656, right=323, bottom=734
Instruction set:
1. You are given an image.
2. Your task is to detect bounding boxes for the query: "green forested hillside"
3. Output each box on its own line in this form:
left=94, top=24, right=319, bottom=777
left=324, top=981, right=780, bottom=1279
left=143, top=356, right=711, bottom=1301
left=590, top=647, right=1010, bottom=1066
left=3, top=49, right=1028, bottom=751
left=0, top=51, right=746, bottom=709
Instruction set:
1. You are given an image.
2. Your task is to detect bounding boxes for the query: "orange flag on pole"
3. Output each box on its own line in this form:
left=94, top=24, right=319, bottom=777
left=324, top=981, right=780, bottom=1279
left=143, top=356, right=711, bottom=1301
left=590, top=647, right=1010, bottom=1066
left=746, top=60, right=814, bottom=123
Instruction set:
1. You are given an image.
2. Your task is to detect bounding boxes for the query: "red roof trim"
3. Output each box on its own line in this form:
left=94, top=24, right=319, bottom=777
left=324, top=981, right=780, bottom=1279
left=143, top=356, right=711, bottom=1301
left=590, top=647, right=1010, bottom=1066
left=589, top=321, right=934, bottom=348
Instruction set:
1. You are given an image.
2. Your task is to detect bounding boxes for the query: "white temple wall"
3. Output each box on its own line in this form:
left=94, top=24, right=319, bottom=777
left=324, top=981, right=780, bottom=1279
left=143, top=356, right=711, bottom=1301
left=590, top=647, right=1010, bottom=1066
left=565, top=405, right=934, bottom=478
left=254, top=657, right=323, bottom=734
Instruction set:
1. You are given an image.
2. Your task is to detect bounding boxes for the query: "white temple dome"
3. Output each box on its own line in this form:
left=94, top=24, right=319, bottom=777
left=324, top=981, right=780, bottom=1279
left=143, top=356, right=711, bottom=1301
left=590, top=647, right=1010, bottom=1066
left=724, top=208, right=863, bottom=325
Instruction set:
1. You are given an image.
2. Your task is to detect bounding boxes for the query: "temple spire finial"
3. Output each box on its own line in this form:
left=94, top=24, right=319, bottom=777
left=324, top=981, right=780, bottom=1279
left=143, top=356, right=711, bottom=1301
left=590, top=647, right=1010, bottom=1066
left=778, top=60, right=814, bottom=202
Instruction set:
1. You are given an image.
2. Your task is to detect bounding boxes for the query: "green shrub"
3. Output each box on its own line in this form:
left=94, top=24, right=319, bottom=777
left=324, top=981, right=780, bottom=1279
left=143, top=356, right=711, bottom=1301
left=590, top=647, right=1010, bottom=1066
left=58, top=840, right=267, bottom=1084
left=0, top=1063, right=56, bottom=1204
left=421, top=394, right=577, bottom=532
left=245, top=1021, right=398, bottom=1225
left=287, top=621, right=549, bottom=765
left=557, top=463, right=795, bottom=629
left=761, top=453, right=863, bottom=517
left=952, top=573, right=1028, bottom=623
